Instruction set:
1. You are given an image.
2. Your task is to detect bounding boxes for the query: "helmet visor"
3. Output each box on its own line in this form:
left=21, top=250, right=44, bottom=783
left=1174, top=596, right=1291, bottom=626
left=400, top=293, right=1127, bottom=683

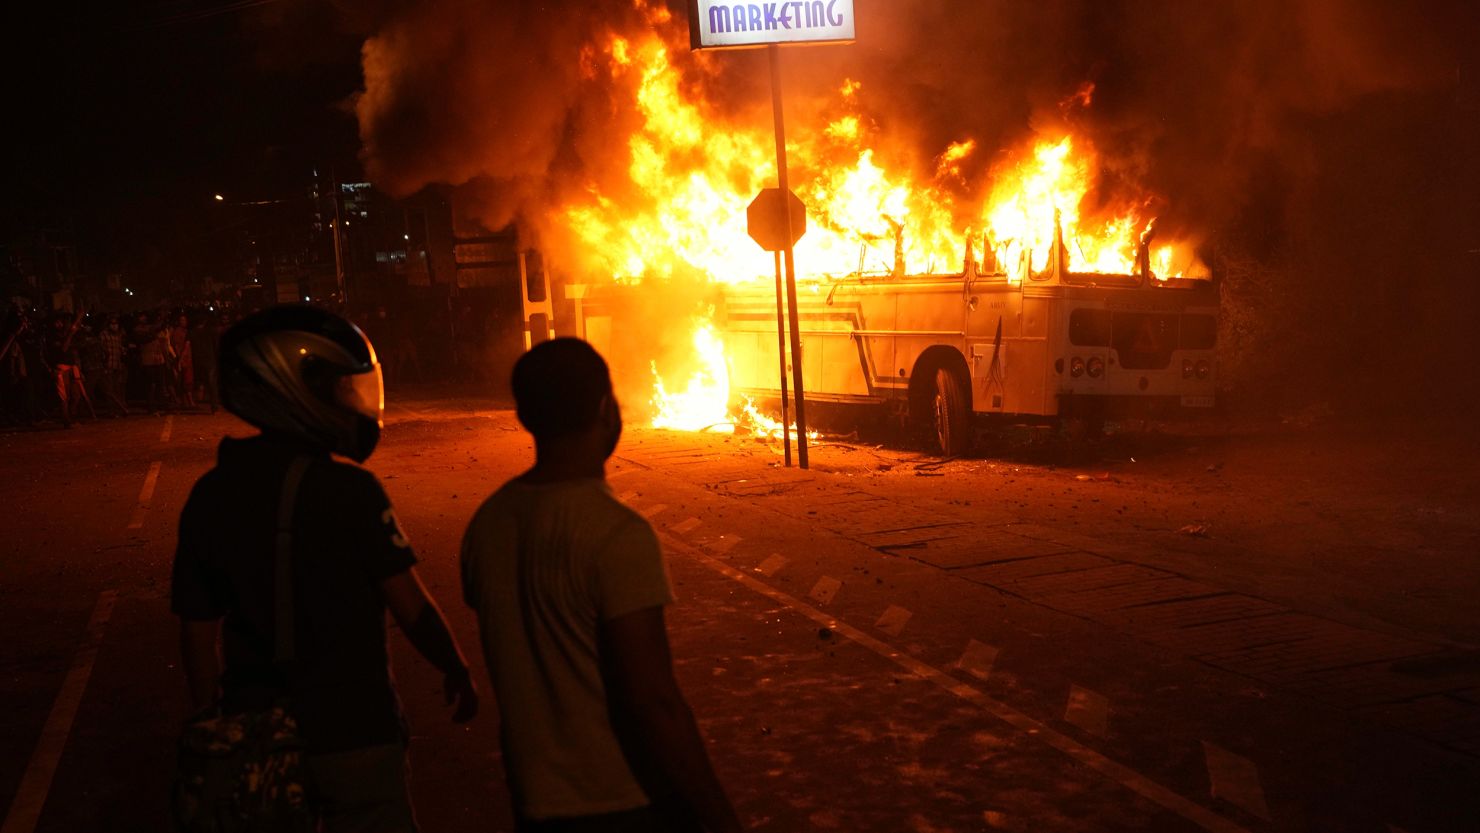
left=337, top=363, right=384, bottom=425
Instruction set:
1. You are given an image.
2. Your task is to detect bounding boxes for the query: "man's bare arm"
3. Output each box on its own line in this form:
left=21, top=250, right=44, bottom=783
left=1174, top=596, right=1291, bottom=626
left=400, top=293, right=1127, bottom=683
left=381, top=568, right=479, bottom=722
left=179, top=619, right=220, bottom=713
left=600, top=606, right=742, bottom=833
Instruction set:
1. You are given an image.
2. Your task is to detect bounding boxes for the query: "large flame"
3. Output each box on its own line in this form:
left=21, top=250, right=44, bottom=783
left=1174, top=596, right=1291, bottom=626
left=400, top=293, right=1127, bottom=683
left=649, top=320, right=731, bottom=432
left=561, top=32, right=1203, bottom=432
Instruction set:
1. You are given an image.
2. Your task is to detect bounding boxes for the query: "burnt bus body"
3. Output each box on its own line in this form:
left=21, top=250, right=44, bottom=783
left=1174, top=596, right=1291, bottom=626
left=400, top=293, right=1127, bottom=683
left=568, top=227, right=1218, bottom=457
left=719, top=232, right=1218, bottom=456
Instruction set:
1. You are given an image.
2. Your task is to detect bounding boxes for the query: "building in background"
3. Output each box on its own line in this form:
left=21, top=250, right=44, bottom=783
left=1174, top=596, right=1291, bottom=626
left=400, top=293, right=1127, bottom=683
left=208, top=173, right=457, bottom=310
left=2, top=228, right=85, bottom=311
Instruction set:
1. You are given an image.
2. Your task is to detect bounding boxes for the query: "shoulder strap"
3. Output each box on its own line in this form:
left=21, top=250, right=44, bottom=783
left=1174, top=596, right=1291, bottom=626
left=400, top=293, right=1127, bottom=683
left=273, top=456, right=313, bottom=665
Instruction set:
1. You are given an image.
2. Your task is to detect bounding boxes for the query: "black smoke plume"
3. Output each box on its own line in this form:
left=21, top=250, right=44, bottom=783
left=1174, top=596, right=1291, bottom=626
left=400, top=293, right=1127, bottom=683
left=355, top=0, right=1480, bottom=412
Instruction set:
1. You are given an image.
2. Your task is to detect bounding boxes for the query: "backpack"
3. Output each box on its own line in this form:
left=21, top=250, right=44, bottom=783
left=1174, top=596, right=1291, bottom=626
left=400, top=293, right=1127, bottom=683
left=172, top=457, right=314, bottom=833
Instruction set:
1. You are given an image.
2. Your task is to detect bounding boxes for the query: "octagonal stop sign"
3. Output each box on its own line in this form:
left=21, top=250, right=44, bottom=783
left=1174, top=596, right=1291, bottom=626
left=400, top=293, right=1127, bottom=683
left=747, top=188, right=807, bottom=252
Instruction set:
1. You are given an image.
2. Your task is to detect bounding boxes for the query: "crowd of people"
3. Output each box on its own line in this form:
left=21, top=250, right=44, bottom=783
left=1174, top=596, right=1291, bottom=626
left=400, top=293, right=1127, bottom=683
left=0, top=305, right=225, bottom=428
left=0, top=296, right=506, bottom=430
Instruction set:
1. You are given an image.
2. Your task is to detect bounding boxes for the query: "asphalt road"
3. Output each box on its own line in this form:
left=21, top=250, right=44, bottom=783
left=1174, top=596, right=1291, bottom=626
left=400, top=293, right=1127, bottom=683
left=1, top=396, right=1477, bottom=832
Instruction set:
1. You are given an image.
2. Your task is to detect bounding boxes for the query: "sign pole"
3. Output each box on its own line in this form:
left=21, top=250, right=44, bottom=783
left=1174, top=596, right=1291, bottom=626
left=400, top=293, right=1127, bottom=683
left=772, top=249, right=792, bottom=466
left=769, top=43, right=810, bottom=469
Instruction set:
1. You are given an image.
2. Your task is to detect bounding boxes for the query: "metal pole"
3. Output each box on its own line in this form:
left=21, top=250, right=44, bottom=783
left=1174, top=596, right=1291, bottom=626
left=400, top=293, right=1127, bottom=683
left=330, top=170, right=346, bottom=303
left=772, top=249, right=792, bottom=467
left=769, top=43, right=809, bottom=469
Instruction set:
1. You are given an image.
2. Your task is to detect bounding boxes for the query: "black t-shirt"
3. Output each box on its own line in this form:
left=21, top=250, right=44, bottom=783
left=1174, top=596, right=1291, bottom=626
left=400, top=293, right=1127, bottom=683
left=171, top=434, right=417, bottom=754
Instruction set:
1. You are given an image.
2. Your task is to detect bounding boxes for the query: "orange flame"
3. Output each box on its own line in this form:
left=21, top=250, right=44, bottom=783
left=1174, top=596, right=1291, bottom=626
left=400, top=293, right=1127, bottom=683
left=561, top=33, right=1203, bottom=431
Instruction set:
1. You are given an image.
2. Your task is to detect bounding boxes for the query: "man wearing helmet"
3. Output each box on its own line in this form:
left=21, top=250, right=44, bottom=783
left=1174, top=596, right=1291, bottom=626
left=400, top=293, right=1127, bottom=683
left=171, top=306, right=478, bottom=832
left=461, top=339, right=742, bottom=833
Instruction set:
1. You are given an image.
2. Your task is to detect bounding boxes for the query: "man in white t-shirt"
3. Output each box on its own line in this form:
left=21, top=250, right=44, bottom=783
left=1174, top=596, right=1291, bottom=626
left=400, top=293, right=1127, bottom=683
left=461, top=339, right=742, bottom=833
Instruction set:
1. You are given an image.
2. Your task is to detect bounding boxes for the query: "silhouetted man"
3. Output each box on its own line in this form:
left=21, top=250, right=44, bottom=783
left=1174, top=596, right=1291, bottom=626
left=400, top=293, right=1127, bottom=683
left=461, top=339, right=742, bottom=833
left=172, top=306, right=478, bottom=832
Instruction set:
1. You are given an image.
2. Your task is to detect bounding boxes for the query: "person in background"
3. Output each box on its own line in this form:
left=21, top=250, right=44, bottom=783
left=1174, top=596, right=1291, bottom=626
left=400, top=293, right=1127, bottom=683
left=188, top=312, right=220, bottom=414
left=43, top=314, right=87, bottom=426
left=1, top=314, right=38, bottom=427
left=172, top=306, right=478, bottom=833
left=171, top=313, right=195, bottom=409
left=96, top=316, right=130, bottom=417
left=138, top=315, right=172, bottom=415
left=76, top=321, right=109, bottom=418
left=128, top=312, right=152, bottom=405
left=461, top=339, right=742, bottom=833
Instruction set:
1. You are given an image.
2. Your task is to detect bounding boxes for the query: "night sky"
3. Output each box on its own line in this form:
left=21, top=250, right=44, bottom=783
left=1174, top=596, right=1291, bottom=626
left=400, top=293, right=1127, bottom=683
left=4, top=1, right=365, bottom=278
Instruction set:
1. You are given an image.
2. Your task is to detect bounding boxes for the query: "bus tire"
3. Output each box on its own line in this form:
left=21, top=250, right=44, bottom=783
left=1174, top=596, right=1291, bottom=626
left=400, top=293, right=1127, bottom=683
left=933, top=368, right=971, bottom=458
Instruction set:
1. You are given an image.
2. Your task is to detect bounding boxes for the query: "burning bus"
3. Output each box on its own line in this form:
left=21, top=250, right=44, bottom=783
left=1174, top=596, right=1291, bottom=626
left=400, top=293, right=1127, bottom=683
left=715, top=218, right=1217, bottom=456
left=480, top=35, right=1220, bottom=455
left=569, top=211, right=1216, bottom=457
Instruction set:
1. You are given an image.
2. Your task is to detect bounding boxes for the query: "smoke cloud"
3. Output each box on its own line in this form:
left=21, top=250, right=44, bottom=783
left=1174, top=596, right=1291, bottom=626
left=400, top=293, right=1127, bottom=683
left=354, top=0, right=1479, bottom=410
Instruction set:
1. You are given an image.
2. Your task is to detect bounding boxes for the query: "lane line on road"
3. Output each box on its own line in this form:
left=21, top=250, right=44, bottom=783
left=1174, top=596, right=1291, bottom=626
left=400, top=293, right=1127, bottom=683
left=671, top=517, right=702, bottom=535
left=809, top=576, right=842, bottom=605
left=618, top=490, right=639, bottom=503
left=957, top=639, right=999, bottom=682
left=708, top=536, right=742, bottom=554
left=158, top=415, right=173, bottom=443
left=126, top=461, right=163, bottom=531
left=1202, top=742, right=1270, bottom=821
left=640, top=503, right=669, bottom=520
left=1065, top=685, right=1110, bottom=737
left=754, top=554, right=788, bottom=577
left=661, top=533, right=1256, bottom=833
left=0, top=590, right=118, bottom=833
left=875, top=605, right=912, bottom=637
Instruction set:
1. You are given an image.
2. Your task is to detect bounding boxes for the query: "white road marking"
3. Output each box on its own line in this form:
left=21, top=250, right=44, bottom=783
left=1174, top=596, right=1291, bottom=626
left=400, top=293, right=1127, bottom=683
left=639, top=503, right=669, bottom=520
left=0, top=590, right=118, bottom=833
left=1202, top=741, right=1271, bottom=821
left=708, top=536, right=742, bottom=554
left=158, top=415, right=173, bottom=443
left=672, top=516, right=702, bottom=535
left=874, top=605, right=912, bottom=637
left=608, top=468, right=638, bottom=480
left=755, top=554, right=788, bottom=576
left=126, top=462, right=162, bottom=531
left=617, top=490, right=638, bottom=503
left=957, top=639, right=999, bottom=682
left=809, top=576, right=842, bottom=605
left=660, top=533, right=1257, bottom=833
left=1065, top=685, right=1110, bottom=737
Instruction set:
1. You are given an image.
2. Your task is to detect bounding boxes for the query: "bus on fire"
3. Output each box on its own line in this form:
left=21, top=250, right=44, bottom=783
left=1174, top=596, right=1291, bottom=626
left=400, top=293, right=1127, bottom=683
left=556, top=216, right=1217, bottom=457
left=716, top=218, right=1218, bottom=456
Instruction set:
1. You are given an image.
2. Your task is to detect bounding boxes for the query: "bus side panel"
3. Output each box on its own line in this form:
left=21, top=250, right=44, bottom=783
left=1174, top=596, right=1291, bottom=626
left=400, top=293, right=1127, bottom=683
left=964, top=285, right=1009, bottom=413
left=822, top=283, right=898, bottom=399
left=721, top=293, right=779, bottom=395
left=893, top=283, right=968, bottom=391
left=731, top=327, right=775, bottom=396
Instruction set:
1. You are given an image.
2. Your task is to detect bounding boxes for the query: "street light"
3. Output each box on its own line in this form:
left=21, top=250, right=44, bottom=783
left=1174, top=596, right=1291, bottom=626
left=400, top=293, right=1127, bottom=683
left=214, top=194, right=224, bottom=202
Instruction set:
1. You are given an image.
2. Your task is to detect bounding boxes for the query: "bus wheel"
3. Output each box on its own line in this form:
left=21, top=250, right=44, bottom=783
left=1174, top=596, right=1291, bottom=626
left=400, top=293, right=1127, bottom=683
left=933, top=368, right=971, bottom=457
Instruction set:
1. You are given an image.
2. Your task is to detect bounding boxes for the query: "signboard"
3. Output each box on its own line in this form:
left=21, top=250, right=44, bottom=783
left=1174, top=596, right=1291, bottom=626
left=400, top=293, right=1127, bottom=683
left=747, top=188, right=807, bottom=252
left=690, top=0, right=855, bottom=49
